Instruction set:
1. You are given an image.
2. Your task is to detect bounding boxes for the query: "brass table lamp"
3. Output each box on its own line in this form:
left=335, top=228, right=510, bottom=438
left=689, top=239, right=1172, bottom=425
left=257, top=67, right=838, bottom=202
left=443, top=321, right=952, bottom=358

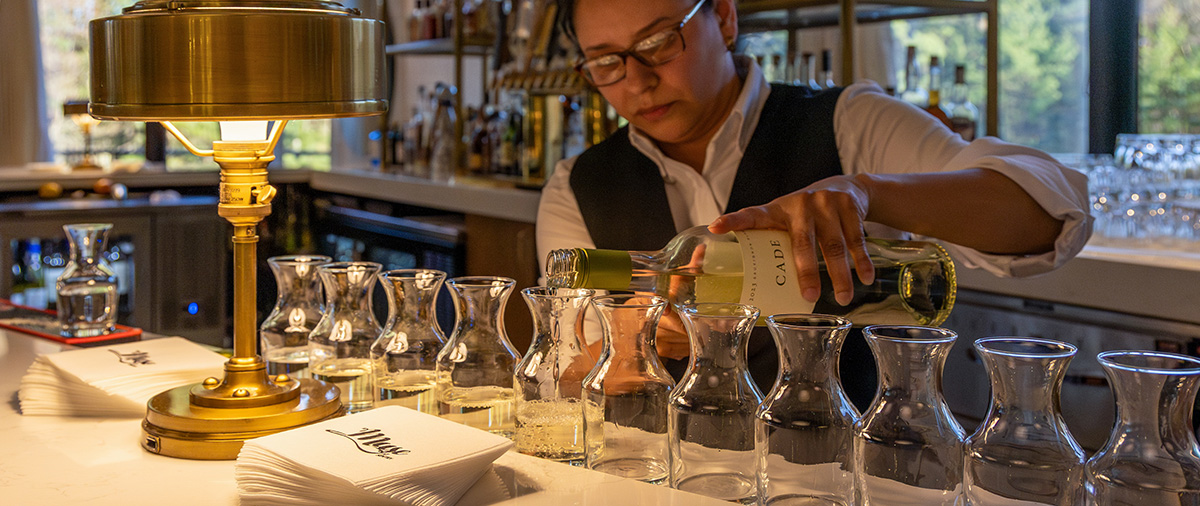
left=89, top=0, right=387, bottom=460
left=63, top=101, right=103, bottom=171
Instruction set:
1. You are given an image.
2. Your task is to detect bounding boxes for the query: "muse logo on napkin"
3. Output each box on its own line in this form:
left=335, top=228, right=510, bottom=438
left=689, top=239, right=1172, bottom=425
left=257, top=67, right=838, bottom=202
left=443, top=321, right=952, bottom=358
left=237, top=406, right=514, bottom=506
left=18, top=337, right=228, bottom=417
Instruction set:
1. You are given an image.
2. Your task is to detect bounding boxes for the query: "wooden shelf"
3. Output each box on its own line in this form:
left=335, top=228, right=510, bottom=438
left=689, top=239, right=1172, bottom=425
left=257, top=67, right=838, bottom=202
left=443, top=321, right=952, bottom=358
left=739, top=0, right=990, bottom=31
left=385, top=37, right=493, bottom=56
left=737, top=0, right=997, bottom=136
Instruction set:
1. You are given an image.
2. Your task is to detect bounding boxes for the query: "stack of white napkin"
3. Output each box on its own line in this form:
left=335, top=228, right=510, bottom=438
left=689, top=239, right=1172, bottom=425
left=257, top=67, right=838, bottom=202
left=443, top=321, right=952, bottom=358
left=236, top=406, right=514, bottom=506
left=18, top=337, right=228, bottom=417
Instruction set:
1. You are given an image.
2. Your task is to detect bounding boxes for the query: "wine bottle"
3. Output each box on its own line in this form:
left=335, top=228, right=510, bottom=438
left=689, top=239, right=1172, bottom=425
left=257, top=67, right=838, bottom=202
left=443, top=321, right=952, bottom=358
left=545, top=226, right=956, bottom=326
left=949, top=65, right=979, bottom=141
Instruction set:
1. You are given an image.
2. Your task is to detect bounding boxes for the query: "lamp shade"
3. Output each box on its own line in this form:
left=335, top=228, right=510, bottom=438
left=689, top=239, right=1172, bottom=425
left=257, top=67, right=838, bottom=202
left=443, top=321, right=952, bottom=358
left=89, top=0, right=387, bottom=121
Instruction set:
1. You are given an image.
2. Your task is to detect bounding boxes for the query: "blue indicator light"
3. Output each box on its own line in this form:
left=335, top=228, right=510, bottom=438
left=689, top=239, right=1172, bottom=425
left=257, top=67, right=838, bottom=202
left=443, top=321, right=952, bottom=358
left=187, top=302, right=199, bottom=315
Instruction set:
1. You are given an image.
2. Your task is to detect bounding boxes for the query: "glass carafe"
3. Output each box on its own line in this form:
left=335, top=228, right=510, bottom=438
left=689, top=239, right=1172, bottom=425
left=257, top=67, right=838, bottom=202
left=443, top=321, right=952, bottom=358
left=308, top=261, right=382, bottom=414
left=56, top=223, right=118, bottom=337
left=260, top=255, right=330, bottom=379
left=583, top=294, right=675, bottom=484
left=436, top=276, right=520, bottom=437
left=855, top=325, right=965, bottom=506
left=1085, top=350, right=1200, bottom=505
left=756, top=314, right=858, bottom=506
left=371, top=269, right=447, bottom=415
left=513, top=287, right=596, bottom=465
left=669, top=303, right=763, bottom=504
left=965, top=337, right=1085, bottom=506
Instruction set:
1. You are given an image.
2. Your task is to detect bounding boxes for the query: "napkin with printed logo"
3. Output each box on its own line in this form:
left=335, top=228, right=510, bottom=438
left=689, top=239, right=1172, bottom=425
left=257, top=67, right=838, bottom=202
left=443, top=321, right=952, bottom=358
left=18, top=337, right=228, bottom=417
left=236, top=405, right=514, bottom=506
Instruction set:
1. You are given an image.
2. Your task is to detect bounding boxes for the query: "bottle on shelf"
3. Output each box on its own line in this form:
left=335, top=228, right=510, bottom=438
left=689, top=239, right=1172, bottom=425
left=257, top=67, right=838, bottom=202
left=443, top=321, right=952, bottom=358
left=409, top=0, right=424, bottom=42
left=821, top=49, right=836, bottom=88
left=900, top=46, right=928, bottom=109
left=429, top=84, right=458, bottom=182
left=924, top=56, right=952, bottom=128
left=804, top=52, right=821, bottom=90
left=948, top=65, right=979, bottom=141
left=545, top=225, right=957, bottom=327
left=466, top=107, right=489, bottom=175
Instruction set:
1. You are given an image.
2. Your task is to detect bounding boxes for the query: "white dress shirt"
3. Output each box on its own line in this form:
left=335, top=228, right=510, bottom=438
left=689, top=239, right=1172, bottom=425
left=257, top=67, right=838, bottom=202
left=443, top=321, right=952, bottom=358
left=536, top=58, right=1093, bottom=281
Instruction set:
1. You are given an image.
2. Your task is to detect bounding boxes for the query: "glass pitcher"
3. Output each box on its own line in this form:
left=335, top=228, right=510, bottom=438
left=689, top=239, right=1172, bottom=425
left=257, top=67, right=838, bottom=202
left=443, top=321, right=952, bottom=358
left=309, top=261, right=383, bottom=414
left=855, top=325, right=965, bottom=506
left=371, top=269, right=447, bottom=415
left=436, top=276, right=521, bottom=437
left=583, top=294, right=675, bottom=484
left=965, top=337, right=1085, bottom=506
left=756, top=314, right=858, bottom=506
left=513, top=287, right=596, bottom=465
left=669, top=303, right=763, bottom=504
left=56, top=223, right=118, bottom=337
left=1085, top=350, right=1200, bottom=505
left=260, top=254, right=330, bottom=378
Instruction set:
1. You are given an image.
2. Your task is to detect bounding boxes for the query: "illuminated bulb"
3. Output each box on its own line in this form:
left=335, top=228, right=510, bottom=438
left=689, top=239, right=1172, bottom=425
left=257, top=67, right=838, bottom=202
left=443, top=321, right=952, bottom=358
left=219, top=121, right=270, bottom=141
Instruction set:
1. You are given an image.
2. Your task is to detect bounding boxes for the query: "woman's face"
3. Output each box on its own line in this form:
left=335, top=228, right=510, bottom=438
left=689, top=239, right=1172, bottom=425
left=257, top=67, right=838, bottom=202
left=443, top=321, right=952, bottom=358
left=573, top=0, right=738, bottom=147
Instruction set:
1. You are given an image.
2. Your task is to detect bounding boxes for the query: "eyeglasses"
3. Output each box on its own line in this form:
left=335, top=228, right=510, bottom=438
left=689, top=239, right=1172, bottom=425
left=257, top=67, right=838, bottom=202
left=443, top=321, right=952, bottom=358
left=575, top=0, right=707, bottom=87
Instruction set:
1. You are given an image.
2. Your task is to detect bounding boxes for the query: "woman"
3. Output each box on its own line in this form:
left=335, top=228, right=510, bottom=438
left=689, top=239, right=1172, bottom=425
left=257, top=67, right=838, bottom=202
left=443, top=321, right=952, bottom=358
left=536, top=0, right=1091, bottom=403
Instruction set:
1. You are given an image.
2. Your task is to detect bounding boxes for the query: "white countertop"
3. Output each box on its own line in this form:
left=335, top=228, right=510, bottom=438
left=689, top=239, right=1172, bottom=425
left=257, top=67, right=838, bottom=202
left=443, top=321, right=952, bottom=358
left=0, top=330, right=724, bottom=505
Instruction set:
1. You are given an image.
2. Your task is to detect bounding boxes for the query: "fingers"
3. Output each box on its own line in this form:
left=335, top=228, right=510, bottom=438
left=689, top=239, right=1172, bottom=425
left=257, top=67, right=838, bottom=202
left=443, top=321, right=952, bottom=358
left=708, top=205, right=782, bottom=234
left=655, top=310, right=691, bottom=360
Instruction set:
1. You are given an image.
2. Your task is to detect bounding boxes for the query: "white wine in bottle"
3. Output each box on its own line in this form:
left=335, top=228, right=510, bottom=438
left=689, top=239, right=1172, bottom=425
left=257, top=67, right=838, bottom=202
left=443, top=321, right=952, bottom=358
left=546, top=226, right=956, bottom=326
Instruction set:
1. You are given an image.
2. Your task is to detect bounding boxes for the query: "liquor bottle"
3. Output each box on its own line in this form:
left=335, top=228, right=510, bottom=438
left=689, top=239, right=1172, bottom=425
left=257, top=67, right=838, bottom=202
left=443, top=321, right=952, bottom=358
left=899, top=46, right=928, bottom=109
left=924, top=56, right=952, bottom=128
left=545, top=226, right=956, bottom=326
left=409, top=0, right=424, bottom=42
left=467, top=107, right=488, bottom=174
left=805, top=52, right=821, bottom=90
left=948, top=65, right=979, bottom=141
left=821, top=49, right=836, bottom=88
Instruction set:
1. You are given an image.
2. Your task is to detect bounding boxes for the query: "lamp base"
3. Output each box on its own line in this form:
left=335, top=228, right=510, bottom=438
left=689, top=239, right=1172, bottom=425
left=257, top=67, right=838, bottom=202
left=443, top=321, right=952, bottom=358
left=141, top=378, right=341, bottom=460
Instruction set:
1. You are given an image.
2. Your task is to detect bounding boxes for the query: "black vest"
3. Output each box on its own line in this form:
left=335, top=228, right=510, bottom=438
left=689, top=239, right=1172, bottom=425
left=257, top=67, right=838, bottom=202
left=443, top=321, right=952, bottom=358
left=570, top=84, right=845, bottom=251
left=567, top=84, right=848, bottom=392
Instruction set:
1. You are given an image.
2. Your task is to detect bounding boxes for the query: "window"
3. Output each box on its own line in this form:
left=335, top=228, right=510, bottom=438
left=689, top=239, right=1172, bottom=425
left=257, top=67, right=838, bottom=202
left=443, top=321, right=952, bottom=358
left=1139, top=0, right=1200, bottom=133
left=38, top=0, right=143, bottom=168
left=37, top=0, right=332, bottom=171
left=896, top=0, right=1089, bottom=154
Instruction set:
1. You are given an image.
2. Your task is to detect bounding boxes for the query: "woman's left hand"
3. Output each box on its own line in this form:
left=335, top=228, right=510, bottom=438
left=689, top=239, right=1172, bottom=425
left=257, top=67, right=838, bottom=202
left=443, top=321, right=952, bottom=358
left=707, top=174, right=876, bottom=306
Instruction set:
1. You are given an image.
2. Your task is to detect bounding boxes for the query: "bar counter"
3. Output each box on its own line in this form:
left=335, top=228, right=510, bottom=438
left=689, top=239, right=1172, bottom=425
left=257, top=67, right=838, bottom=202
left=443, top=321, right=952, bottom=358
left=0, top=329, right=726, bottom=505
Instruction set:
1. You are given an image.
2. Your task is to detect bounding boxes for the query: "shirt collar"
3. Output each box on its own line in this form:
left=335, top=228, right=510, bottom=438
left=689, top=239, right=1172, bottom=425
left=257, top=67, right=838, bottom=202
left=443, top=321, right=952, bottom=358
left=626, top=55, right=772, bottom=175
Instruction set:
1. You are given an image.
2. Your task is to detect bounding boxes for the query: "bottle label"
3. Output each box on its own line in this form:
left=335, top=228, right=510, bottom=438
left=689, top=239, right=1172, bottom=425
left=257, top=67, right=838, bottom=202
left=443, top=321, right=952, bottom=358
left=732, top=230, right=813, bottom=318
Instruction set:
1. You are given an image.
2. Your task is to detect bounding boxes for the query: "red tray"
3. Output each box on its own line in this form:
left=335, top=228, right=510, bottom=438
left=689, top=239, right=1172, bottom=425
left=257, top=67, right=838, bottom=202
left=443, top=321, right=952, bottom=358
left=0, top=299, right=142, bottom=346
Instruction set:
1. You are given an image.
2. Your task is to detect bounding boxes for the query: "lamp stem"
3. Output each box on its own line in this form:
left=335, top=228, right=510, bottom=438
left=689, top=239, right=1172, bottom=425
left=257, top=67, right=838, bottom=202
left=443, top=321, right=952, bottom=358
left=232, top=223, right=258, bottom=360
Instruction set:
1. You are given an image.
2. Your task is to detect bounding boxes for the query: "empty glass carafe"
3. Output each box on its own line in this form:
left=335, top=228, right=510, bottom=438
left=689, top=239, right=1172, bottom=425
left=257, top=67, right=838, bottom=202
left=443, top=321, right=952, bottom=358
left=669, top=303, right=763, bottom=504
left=756, top=314, right=858, bottom=506
left=309, top=261, right=383, bottom=414
left=1085, top=350, right=1200, bottom=505
left=371, top=269, right=447, bottom=415
left=583, top=294, right=675, bottom=484
left=513, top=287, right=596, bottom=465
left=964, top=337, right=1085, bottom=506
left=854, top=325, right=965, bottom=506
left=436, top=276, right=520, bottom=437
left=56, top=223, right=118, bottom=337
left=260, top=255, right=330, bottom=379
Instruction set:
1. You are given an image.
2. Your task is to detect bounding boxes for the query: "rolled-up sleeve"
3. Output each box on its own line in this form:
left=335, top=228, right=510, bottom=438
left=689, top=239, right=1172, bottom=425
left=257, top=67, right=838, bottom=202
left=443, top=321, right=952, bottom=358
left=834, top=81, right=1094, bottom=278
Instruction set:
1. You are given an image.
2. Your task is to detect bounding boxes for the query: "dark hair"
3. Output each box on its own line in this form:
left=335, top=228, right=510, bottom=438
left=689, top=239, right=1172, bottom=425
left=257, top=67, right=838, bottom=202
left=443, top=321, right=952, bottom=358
left=556, top=0, right=713, bottom=49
